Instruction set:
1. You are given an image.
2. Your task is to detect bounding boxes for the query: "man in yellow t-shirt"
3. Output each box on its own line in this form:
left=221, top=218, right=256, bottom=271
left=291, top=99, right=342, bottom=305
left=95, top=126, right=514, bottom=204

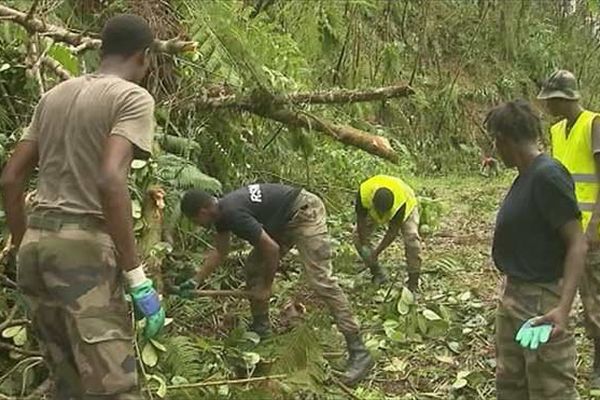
left=354, top=175, right=422, bottom=291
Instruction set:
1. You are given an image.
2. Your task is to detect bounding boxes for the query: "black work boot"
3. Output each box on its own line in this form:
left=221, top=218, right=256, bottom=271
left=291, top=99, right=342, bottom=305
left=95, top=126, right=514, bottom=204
left=249, top=313, right=272, bottom=338
left=592, top=339, right=600, bottom=388
left=341, top=333, right=374, bottom=387
left=369, top=263, right=388, bottom=286
left=407, top=272, right=420, bottom=293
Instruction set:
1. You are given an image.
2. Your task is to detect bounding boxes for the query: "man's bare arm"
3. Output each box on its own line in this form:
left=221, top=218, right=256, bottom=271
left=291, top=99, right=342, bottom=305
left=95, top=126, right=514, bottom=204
left=1, top=141, right=38, bottom=248
left=197, top=232, right=231, bottom=282
left=373, top=219, right=401, bottom=258
left=97, top=136, right=138, bottom=272
left=534, top=220, right=587, bottom=335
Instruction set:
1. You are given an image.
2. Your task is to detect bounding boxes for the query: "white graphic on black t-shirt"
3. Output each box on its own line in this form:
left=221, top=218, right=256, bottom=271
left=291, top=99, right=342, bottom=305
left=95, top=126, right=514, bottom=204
left=248, top=184, right=262, bottom=203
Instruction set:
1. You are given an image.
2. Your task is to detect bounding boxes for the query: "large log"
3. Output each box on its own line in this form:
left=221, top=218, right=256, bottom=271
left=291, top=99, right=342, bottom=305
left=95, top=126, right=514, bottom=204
left=0, top=5, right=196, bottom=54
left=248, top=107, right=399, bottom=163
left=196, top=84, right=414, bottom=109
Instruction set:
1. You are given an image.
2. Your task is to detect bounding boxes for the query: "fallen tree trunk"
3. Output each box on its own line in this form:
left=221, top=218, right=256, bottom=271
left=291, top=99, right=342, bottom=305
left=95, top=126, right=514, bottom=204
left=247, top=106, right=399, bottom=162
left=0, top=5, right=196, bottom=54
left=196, top=84, right=414, bottom=109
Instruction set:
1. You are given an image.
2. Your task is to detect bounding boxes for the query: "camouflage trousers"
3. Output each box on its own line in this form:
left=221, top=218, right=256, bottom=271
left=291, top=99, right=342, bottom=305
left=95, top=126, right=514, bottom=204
left=356, top=208, right=422, bottom=273
left=245, top=189, right=360, bottom=335
left=495, top=277, right=578, bottom=400
left=580, top=249, right=600, bottom=338
left=17, top=217, right=140, bottom=399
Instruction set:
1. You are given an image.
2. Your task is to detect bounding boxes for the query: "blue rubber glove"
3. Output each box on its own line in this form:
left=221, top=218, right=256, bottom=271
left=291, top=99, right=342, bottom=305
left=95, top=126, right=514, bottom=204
left=358, top=246, right=372, bottom=260
left=130, top=279, right=165, bottom=339
left=515, top=318, right=553, bottom=350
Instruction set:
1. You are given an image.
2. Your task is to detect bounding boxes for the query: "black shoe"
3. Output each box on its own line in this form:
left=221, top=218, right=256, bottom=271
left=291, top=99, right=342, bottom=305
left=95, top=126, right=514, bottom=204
left=407, top=273, right=420, bottom=292
left=369, top=264, right=388, bottom=286
left=249, top=314, right=272, bottom=338
left=340, top=333, right=374, bottom=387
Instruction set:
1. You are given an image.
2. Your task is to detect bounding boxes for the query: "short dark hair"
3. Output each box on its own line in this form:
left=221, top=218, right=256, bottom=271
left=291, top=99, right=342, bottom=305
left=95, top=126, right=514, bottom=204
left=101, top=14, right=154, bottom=57
left=484, top=100, right=541, bottom=143
left=373, top=188, right=394, bottom=214
left=181, top=189, right=215, bottom=218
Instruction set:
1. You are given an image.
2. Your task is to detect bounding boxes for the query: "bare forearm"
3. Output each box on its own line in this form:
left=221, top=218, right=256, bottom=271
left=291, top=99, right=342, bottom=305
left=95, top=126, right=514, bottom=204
left=374, top=227, right=399, bottom=257
left=2, top=184, right=26, bottom=248
left=99, top=180, right=138, bottom=272
left=559, top=241, right=587, bottom=311
left=198, top=250, right=223, bottom=281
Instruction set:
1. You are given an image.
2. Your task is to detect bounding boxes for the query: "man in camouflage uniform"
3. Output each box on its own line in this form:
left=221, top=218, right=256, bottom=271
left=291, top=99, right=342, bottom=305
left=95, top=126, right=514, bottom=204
left=181, top=184, right=374, bottom=387
left=1, top=15, right=164, bottom=399
left=485, top=100, right=586, bottom=399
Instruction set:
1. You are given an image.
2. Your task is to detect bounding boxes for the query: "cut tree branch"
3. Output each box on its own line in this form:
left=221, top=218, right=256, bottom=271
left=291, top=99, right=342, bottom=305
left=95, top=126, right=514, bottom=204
left=195, top=289, right=255, bottom=298
left=41, top=56, right=72, bottom=81
left=166, top=374, right=287, bottom=390
left=0, top=5, right=196, bottom=54
left=195, top=84, right=414, bottom=109
left=247, top=107, right=398, bottom=162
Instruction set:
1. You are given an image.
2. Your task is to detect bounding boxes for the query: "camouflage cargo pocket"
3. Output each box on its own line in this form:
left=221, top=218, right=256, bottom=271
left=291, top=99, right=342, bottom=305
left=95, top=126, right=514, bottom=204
left=72, top=312, right=137, bottom=394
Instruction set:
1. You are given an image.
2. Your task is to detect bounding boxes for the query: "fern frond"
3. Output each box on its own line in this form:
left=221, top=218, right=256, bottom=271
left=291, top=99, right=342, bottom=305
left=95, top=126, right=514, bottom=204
left=161, top=335, right=205, bottom=381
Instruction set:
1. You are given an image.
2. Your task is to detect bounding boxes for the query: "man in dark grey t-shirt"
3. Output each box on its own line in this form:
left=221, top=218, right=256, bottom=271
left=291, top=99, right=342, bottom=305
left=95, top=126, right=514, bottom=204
left=181, top=183, right=373, bottom=387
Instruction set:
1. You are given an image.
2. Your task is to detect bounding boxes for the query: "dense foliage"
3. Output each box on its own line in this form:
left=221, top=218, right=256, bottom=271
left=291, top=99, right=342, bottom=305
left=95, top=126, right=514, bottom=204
left=2, top=0, right=600, bottom=398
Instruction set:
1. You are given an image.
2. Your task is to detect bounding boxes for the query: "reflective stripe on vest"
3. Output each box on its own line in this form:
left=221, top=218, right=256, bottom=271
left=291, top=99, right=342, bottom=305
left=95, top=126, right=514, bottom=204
left=359, top=175, right=417, bottom=225
left=551, top=109, right=599, bottom=230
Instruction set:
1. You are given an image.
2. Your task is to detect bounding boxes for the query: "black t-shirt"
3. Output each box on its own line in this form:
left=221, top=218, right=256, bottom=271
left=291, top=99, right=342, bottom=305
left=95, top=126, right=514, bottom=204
left=215, top=184, right=302, bottom=245
left=492, top=154, right=580, bottom=282
left=355, top=192, right=406, bottom=225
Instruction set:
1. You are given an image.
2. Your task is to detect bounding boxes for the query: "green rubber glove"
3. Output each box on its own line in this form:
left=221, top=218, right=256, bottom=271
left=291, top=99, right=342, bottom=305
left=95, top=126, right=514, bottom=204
left=515, top=318, right=553, bottom=350
left=130, top=279, right=166, bottom=339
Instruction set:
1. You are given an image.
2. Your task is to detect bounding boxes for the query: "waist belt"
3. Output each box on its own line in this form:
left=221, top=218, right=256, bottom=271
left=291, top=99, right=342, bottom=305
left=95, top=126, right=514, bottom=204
left=27, top=213, right=106, bottom=232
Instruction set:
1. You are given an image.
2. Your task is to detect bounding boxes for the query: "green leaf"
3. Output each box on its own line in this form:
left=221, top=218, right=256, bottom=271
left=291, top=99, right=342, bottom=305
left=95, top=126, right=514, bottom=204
left=131, top=160, right=147, bottom=169
left=147, top=374, right=167, bottom=398
left=150, top=338, right=167, bottom=352
left=131, top=200, right=142, bottom=219
left=423, top=309, right=442, bottom=321
left=2, top=325, right=23, bottom=338
left=157, top=382, right=167, bottom=398
left=396, top=287, right=414, bottom=315
left=452, top=377, right=468, bottom=389
left=242, top=351, right=261, bottom=367
left=383, top=319, right=399, bottom=338
left=397, top=300, right=410, bottom=315
left=401, top=287, right=414, bottom=305
left=0, top=63, right=10, bottom=73
left=171, top=376, right=189, bottom=385
left=142, top=342, right=158, bottom=367
left=448, top=341, right=461, bottom=354
left=13, top=327, right=27, bottom=346
left=243, top=331, right=261, bottom=344
left=47, top=44, right=80, bottom=75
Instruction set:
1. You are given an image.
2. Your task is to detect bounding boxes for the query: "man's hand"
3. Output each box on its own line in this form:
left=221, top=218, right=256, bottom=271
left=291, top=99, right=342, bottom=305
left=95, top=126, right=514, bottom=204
left=531, top=306, right=569, bottom=339
left=127, top=266, right=165, bottom=339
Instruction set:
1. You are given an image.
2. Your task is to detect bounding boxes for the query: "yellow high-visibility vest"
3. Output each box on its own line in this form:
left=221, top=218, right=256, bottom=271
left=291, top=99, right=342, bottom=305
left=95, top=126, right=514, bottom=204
left=359, top=175, right=417, bottom=225
left=551, top=110, right=599, bottom=230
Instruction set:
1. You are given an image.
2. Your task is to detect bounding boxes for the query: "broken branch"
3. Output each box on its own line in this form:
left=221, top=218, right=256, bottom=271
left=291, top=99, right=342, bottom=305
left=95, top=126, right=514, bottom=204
left=195, top=289, right=256, bottom=298
left=247, top=107, right=398, bottom=162
left=196, top=84, right=414, bottom=109
left=0, top=5, right=196, bottom=54
left=166, top=374, right=287, bottom=390
left=41, top=56, right=72, bottom=81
